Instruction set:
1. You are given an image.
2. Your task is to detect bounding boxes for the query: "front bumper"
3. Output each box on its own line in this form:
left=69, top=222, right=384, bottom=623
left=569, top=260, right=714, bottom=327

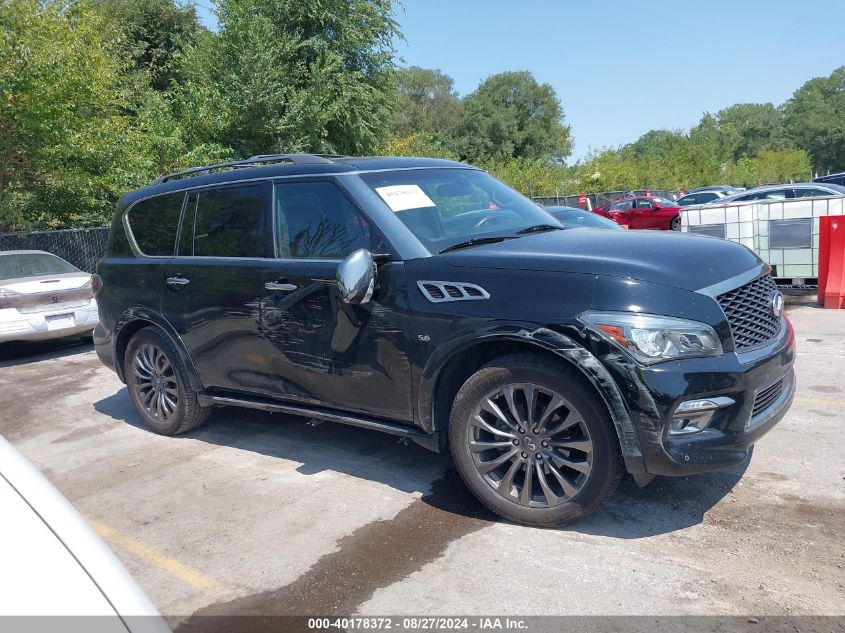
left=606, top=315, right=796, bottom=476
left=0, top=303, right=98, bottom=343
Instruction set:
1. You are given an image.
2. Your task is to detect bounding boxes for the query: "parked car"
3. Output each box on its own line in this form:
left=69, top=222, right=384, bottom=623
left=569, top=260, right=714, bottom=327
left=687, top=185, right=744, bottom=194
left=676, top=190, right=731, bottom=206
left=546, top=206, right=624, bottom=230
left=710, top=183, right=845, bottom=204
left=0, top=250, right=99, bottom=344
left=0, top=435, right=169, bottom=628
left=593, top=195, right=682, bottom=230
left=812, top=172, right=845, bottom=187
left=95, top=155, right=795, bottom=527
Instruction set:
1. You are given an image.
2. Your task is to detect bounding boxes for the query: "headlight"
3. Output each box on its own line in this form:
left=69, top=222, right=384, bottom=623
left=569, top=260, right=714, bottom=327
left=579, top=312, right=723, bottom=365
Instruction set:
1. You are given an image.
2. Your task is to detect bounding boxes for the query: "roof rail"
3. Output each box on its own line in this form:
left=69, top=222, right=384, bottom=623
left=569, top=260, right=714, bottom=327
left=151, top=153, right=336, bottom=185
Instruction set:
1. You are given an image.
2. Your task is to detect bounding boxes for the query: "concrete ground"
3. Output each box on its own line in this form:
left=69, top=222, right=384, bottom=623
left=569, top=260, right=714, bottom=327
left=1, top=304, right=843, bottom=627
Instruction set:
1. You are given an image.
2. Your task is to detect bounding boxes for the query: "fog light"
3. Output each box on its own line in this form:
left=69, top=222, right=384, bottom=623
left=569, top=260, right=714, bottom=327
left=669, top=397, right=734, bottom=436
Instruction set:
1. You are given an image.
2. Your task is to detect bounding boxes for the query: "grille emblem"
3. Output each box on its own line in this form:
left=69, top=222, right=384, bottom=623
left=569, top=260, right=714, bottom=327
left=771, top=292, right=784, bottom=317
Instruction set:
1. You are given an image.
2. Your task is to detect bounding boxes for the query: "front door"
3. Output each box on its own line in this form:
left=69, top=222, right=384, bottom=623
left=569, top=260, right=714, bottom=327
left=161, top=182, right=271, bottom=392
left=256, top=179, right=414, bottom=423
left=630, top=198, right=663, bottom=229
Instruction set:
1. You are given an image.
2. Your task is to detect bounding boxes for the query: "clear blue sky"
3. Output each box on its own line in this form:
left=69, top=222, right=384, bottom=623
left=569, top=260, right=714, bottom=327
left=194, top=0, right=845, bottom=162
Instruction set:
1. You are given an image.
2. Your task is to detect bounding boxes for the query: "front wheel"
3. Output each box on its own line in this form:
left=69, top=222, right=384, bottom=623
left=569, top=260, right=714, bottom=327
left=670, top=215, right=681, bottom=231
left=448, top=353, right=623, bottom=527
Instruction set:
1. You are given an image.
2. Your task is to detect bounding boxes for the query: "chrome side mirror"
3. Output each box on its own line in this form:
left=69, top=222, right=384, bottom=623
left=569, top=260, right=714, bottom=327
left=337, top=249, right=376, bottom=305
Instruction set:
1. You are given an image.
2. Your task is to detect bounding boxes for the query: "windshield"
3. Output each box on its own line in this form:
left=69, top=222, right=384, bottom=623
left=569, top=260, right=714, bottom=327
left=0, top=253, right=78, bottom=281
left=360, top=168, right=559, bottom=253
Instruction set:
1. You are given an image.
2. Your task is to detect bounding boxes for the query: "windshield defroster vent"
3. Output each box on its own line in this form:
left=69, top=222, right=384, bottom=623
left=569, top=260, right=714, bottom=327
left=418, top=281, right=490, bottom=303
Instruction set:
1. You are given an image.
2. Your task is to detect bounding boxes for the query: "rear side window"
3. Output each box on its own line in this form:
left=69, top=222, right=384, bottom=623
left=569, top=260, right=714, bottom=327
left=127, top=192, right=185, bottom=256
left=180, top=185, right=265, bottom=258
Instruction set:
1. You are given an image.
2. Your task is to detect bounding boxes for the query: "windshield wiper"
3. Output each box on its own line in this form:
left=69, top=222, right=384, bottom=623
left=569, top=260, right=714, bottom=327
left=515, top=223, right=565, bottom=235
left=439, top=236, right=512, bottom=254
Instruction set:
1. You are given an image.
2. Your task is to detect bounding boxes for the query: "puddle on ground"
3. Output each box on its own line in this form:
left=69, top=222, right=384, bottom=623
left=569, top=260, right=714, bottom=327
left=174, top=469, right=495, bottom=632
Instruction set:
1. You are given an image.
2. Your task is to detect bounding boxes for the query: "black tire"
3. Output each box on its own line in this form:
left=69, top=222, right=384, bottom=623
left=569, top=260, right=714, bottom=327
left=124, top=326, right=210, bottom=435
left=448, top=353, right=623, bottom=527
left=670, top=215, right=681, bottom=231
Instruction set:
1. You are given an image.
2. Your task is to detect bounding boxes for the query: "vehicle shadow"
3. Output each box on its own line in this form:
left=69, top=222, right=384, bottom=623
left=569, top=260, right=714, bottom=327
left=94, top=388, right=748, bottom=538
left=0, top=336, right=92, bottom=366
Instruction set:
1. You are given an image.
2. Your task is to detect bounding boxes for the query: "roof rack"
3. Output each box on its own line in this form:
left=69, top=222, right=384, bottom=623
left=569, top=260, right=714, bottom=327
left=151, top=153, right=336, bottom=185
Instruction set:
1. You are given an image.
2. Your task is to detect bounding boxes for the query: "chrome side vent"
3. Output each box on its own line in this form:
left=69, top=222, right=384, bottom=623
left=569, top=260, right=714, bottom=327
left=418, top=281, right=490, bottom=303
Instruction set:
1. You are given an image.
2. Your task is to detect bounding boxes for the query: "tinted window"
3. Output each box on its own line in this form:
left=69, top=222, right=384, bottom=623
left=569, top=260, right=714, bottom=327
left=127, top=192, right=185, bottom=256
left=699, top=192, right=720, bottom=203
left=634, top=199, right=654, bottom=209
left=275, top=181, right=372, bottom=259
left=769, top=219, right=812, bottom=249
left=609, top=200, right=633, bottom=211
left=0, top=253, right=78, bottom=280
left=187, top=186, right=264, bottom=258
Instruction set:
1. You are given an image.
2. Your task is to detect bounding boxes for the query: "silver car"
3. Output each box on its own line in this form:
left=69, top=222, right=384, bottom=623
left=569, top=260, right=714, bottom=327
left=0, top=250, right=99, bottom=343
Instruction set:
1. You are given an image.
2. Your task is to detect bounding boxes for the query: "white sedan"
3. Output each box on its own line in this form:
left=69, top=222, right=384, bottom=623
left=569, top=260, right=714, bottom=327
left=0, top=250, right=99, bottom=343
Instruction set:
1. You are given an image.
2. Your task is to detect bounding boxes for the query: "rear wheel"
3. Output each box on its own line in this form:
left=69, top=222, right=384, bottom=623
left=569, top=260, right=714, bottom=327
left=124, top=327, right=210, bottom=435
left=449, top=353, right=623, bottom=527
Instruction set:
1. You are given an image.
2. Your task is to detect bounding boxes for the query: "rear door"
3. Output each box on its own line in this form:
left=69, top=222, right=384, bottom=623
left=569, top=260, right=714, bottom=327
left=256, top=179, right=413, bottom=422
left=161, top=182, right=271, bottom=392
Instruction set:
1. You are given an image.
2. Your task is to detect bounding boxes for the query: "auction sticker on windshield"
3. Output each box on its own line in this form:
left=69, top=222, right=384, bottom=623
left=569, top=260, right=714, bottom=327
left=375, top=185, right=436, bottom=212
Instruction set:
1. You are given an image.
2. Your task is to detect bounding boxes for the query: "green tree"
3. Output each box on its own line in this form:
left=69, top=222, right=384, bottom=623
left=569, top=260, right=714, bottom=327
left=0, top=0, right=151, bottom=230
left=186, top=0, right=401, bottom=156
left=454, top=71, right=572, bottom=164
left=391, top=66, right=462, bottom=139
left=714, top=103, right=784, bottom=160
left=782, top=66, right=845, bottom=174
left=92, top=0, right=204, bottom=92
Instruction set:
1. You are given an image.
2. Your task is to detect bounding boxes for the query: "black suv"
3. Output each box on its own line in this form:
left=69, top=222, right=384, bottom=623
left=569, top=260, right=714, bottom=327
left=94, top=154, right=795, bottom=526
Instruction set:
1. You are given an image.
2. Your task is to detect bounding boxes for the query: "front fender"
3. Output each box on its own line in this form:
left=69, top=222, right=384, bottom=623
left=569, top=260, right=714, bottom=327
left=419, top=322, right=647, bottom=475
left=112, top=307, right=203, bottom=392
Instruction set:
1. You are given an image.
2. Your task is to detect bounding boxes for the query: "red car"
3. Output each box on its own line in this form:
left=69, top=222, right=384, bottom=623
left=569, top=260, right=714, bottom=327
left=593, top=196, right=681, bottom=230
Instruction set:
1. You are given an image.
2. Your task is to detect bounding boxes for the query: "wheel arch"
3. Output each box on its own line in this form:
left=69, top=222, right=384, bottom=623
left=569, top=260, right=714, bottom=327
left=420, top=326, right=646, bottom=475
left=113, top=309, right=203, bottom=392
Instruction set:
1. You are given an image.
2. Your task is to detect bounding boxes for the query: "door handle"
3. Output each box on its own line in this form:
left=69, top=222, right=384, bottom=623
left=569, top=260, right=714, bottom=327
left=166, top=275, right=190, bottom=287
left=265, top=281, right=297, bottom=292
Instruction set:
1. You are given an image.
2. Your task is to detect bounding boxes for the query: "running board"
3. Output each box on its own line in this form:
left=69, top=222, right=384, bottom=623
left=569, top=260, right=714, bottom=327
left=198, top=393, right=434, bottom=443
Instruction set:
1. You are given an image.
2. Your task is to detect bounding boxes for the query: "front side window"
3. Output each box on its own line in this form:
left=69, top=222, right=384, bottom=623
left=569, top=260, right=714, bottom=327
left=185, top=185, right=264, bottom=258
left=634, top=198, right=654, bottom=209
left=359, top=169, right=558, bottom=254
left=274, top=181, right=373, bottom=259
left=127, top=192, right=185, bottom=256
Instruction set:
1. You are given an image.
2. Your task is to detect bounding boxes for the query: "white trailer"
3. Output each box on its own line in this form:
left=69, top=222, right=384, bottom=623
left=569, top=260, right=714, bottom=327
left=679, top=196, right=845, bottom=288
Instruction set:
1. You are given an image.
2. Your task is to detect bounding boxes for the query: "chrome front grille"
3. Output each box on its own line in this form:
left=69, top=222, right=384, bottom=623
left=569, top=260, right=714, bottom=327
left=717, top=274, right=781, bottom=351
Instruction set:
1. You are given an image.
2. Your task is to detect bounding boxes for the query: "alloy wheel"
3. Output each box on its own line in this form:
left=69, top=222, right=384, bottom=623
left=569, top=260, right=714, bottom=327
left=468, top=383, right=594, bottom=508
left=131, top=343, right=179, bottom=422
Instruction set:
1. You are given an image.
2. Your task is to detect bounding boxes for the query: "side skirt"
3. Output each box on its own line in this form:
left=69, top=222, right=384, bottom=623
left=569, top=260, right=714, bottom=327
left=197, top=393, right=443, bottom=453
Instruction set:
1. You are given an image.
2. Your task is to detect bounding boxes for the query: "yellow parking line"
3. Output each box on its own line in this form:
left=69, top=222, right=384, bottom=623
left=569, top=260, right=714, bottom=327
left=85, top=515, right=225, bottom=593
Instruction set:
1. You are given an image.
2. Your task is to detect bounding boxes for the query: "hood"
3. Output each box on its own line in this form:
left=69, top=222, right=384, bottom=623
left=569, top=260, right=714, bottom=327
left=443, top=228, right=763, bottom=291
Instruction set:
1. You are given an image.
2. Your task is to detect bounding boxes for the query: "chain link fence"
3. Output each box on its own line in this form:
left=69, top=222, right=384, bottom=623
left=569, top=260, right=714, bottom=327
left=0, top=227, right=110, bottom=273
left=532, top=190, right=679, bottom=210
